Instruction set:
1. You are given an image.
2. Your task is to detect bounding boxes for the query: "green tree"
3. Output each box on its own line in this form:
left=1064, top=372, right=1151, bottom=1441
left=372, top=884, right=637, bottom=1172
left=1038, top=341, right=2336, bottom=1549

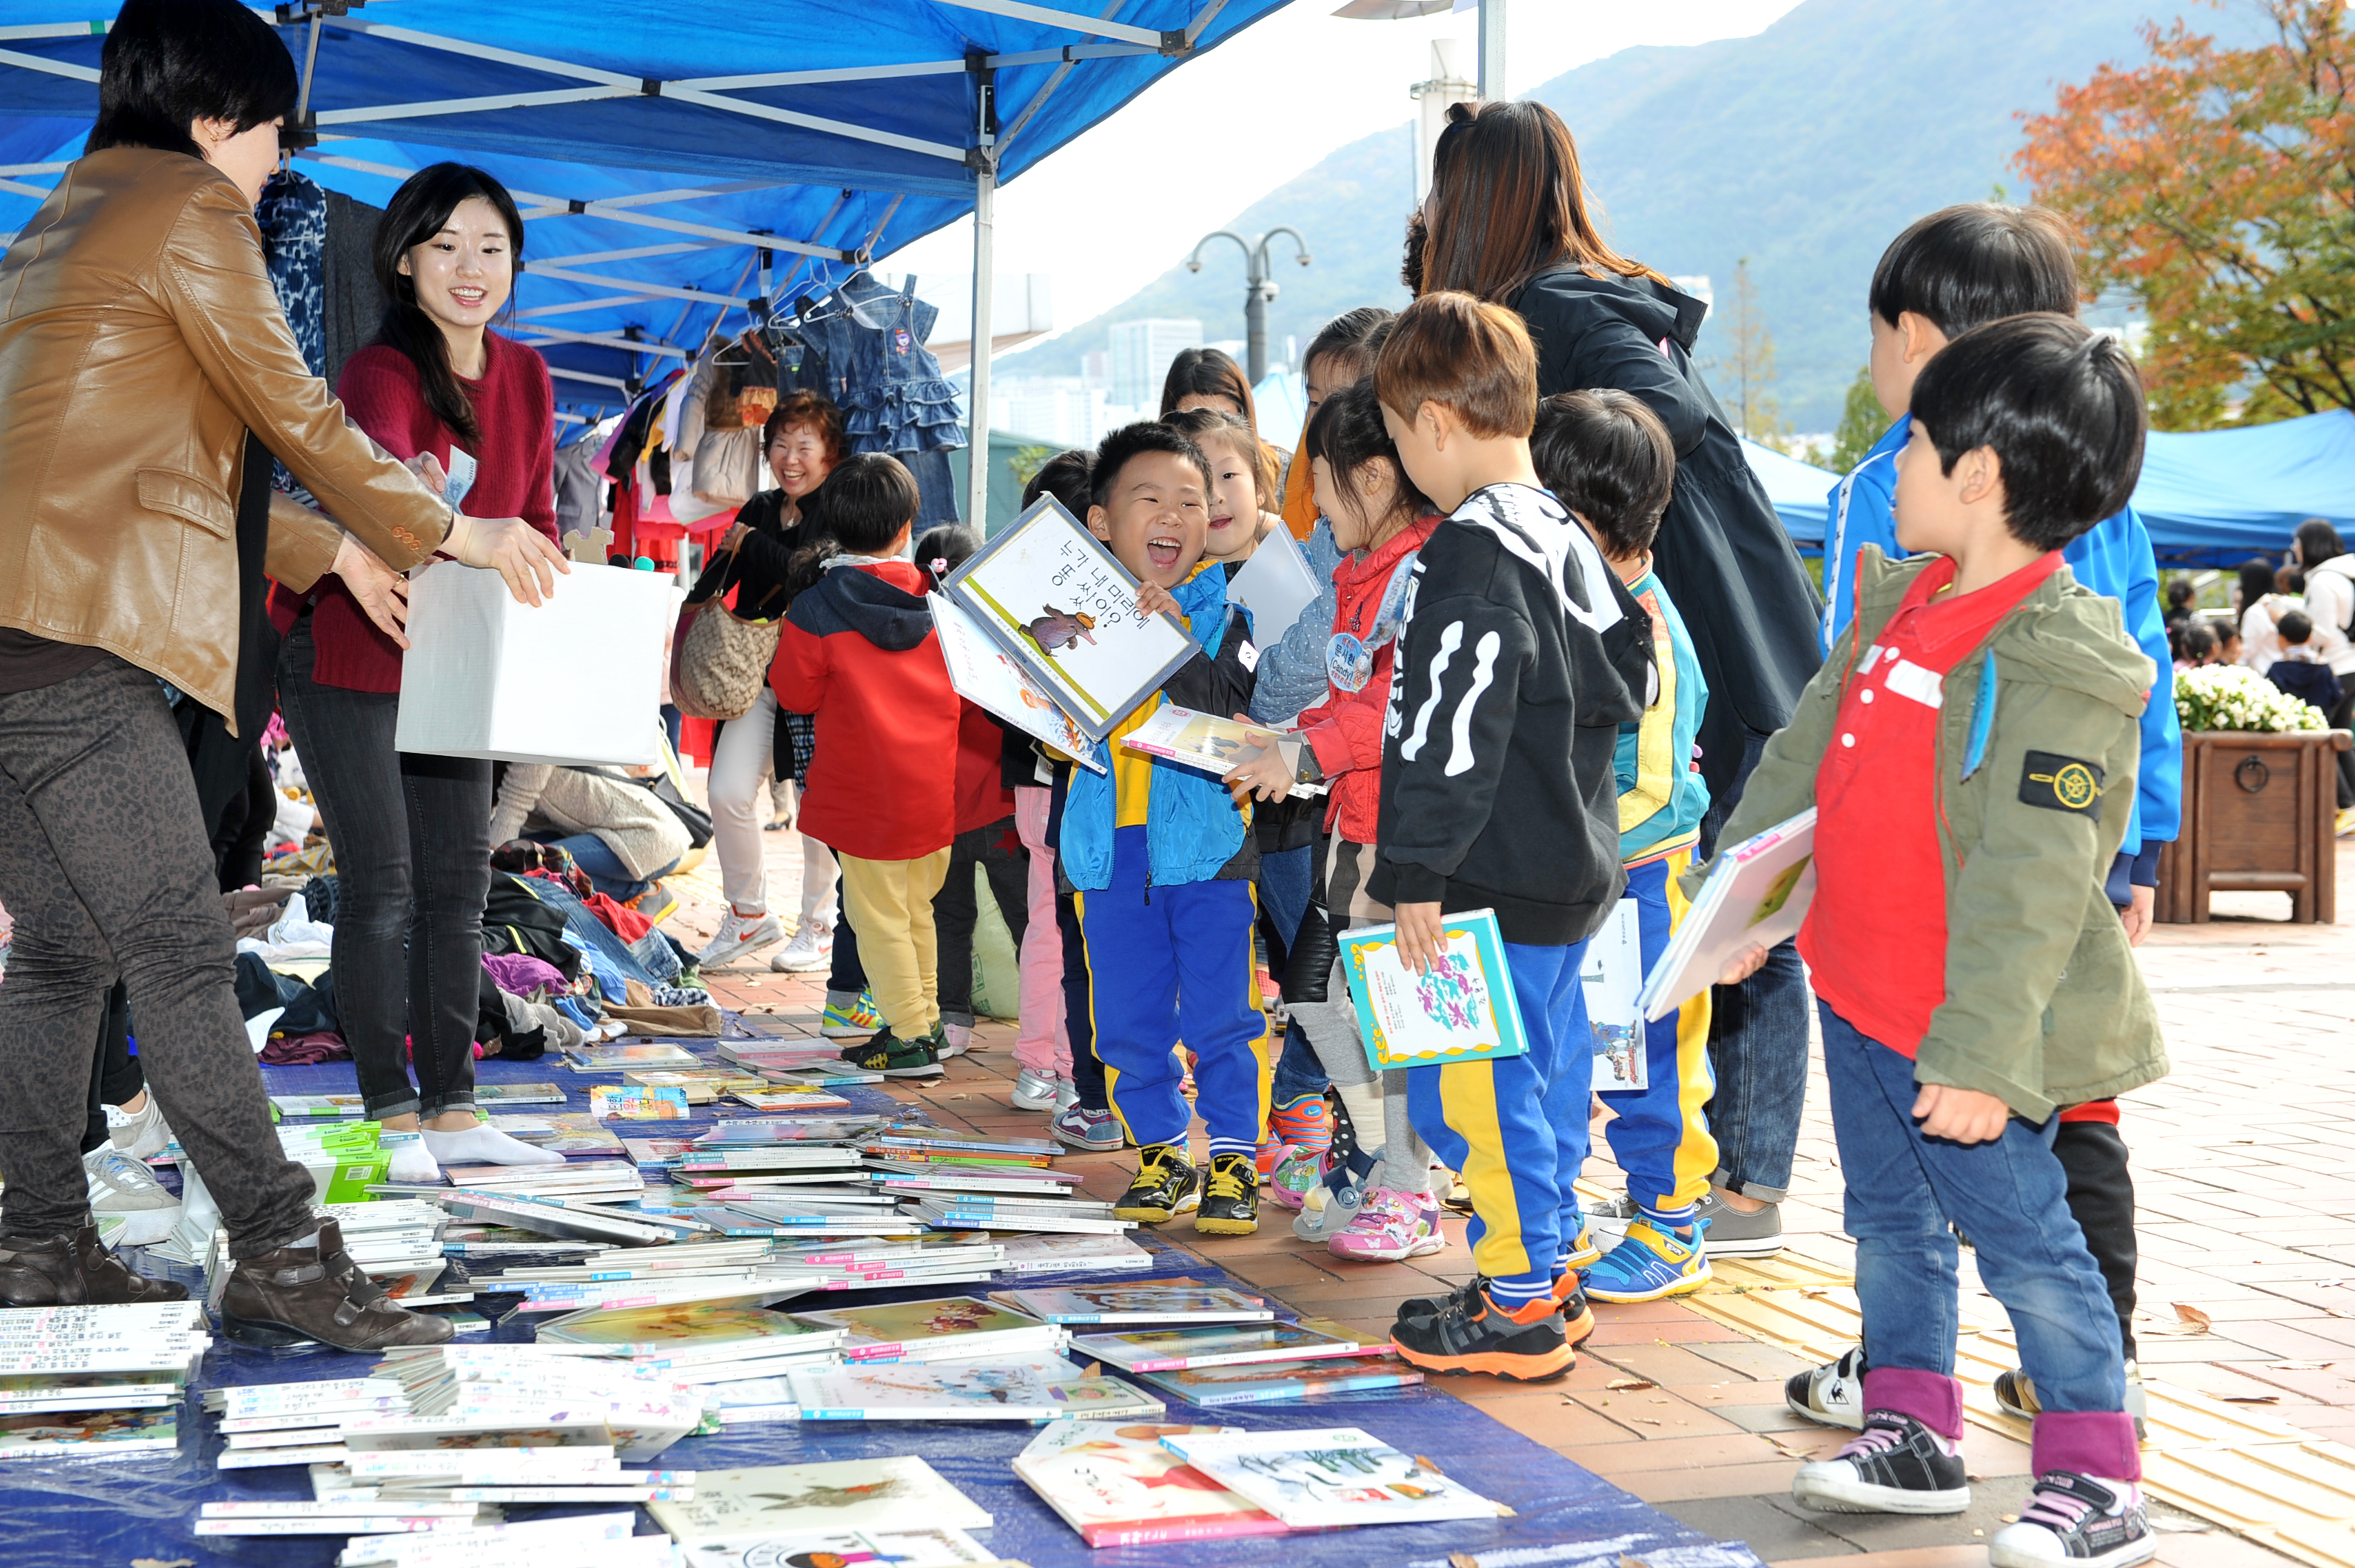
left=1827, top=367, right=1888, bottom=473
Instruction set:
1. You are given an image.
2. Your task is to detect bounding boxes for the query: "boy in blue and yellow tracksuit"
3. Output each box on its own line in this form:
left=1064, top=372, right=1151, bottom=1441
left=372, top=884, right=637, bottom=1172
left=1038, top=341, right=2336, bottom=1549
left=1533, top=391, right=1718, bottom=1304
left=1064, top=423, right=1270, bottom=1237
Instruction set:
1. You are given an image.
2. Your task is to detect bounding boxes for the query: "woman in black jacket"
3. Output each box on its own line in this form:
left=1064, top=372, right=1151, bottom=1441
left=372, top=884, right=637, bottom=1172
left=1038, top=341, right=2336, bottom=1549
left=1416, top=99, right=1820, bottom=1249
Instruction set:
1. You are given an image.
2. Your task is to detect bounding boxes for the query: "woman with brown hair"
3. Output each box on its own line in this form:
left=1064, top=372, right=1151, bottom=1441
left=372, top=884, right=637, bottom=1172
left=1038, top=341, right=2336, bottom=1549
left=0, top=0, right=561, bottom=1347
left=1416, top=98, right=1820, bottom=1259
left=1160, top=345, right=1259, bottom=423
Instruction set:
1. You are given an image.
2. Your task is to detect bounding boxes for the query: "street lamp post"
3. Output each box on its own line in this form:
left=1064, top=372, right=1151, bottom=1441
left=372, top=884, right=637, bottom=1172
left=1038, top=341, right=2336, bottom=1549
left=1186, top=227, right=1312, bottom=384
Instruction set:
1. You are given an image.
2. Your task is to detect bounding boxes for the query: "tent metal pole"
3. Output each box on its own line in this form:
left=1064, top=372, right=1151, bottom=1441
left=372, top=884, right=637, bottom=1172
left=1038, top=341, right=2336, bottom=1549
left=0, top=46, right=97, bottom=82
left=296, top=14, right=322, bottom=121
left=968, top=69, right=999, bottom=530
left=1478, top=0, right=1507, bottom=100
left=936, top=0, right=1164, bottom=47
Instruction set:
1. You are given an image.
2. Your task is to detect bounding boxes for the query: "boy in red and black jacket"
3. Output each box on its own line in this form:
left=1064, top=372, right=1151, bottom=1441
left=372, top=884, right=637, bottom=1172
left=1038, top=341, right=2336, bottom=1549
left=771, top=456, right=961, bottom=1078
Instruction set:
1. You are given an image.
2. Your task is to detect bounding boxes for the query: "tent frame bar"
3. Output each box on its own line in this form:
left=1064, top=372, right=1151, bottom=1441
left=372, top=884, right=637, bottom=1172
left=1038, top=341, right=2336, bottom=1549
left=530, top=263, right=758, bottom=309
left=936, top=0, right=1167, bottom=48
left=523, top=325, right=689, bottom=359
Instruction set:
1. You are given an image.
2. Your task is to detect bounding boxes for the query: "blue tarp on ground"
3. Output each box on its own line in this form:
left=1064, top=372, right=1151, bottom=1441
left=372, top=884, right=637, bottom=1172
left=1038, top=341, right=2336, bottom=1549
left=2132, top=408, right=2355, bottom=565
left=0, top=1, right=1294, bottom=416
left=0, top=1036, right=1763, bottom=1568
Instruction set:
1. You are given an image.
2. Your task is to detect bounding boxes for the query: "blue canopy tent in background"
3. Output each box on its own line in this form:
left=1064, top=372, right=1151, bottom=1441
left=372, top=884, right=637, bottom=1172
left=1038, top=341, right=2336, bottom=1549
left=1738, top=437, right=1835, bottom=550
left=0, top=0, right=1294, bottom=510
left=2132, top=408, right=2355, bottom=567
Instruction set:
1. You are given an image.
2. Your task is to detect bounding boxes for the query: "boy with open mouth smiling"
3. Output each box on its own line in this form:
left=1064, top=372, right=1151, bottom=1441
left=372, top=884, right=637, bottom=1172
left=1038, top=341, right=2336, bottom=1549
left=1060, top=422, right=1269, bottom=1237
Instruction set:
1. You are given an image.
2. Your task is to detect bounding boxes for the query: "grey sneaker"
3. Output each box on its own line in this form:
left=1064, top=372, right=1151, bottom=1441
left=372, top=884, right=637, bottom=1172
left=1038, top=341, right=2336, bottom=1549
left=1010, top=1067, right=1063, bottom=1111
left=82, top=1147, right=182, bottom=1247
left=105, top=1094, right=174, bottom=1161
left=697, top=909, right=783, bottom=969
left=1292, top=1146, right=1376, bottom=1243
left=1693, top=1190, right=1783, bottom=1257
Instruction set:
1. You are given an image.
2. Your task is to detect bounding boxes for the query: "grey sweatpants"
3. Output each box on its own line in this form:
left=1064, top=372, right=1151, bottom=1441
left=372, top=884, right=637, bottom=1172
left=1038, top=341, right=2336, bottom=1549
left=0, top=658, right=318, bottom=1257
left=1291, top=837, right=1433, bottom=1197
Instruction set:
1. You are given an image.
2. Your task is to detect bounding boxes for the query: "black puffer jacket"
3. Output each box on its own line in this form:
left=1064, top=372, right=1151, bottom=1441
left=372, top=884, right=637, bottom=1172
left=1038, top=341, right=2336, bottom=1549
left=1512, top=267, right=1823, bottom=804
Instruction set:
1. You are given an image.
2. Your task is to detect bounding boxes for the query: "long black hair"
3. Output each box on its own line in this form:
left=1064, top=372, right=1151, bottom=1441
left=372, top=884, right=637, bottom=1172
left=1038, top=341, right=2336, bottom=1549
left=89, top=0, right=297, bottom=158
left=372, top=163, right=527, bottom=445
left=1303, top=379, right=1430, bottom=530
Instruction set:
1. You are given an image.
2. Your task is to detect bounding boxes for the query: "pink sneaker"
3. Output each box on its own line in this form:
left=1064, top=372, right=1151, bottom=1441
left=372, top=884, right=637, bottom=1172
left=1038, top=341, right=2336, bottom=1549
left=1328, top=1188, right=1446, bottom=1263
left=1266, top=1146, right=1322, bottom=1212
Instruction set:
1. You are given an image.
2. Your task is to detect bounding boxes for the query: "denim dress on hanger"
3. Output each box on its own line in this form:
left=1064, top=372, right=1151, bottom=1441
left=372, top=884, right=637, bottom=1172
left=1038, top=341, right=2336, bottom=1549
left=804, top=274, right=967, bottom=530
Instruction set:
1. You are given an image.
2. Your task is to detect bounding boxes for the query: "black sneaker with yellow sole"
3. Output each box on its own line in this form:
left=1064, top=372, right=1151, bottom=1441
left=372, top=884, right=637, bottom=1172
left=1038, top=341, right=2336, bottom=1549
left=839, top=1027, right=945, bottom=1079
left=1113, top=1143, right=1199, bottom=1224
left=1193, top=1152, right=1259, bottom=1237
left=1390, top=1284, right=1575, bottom=1382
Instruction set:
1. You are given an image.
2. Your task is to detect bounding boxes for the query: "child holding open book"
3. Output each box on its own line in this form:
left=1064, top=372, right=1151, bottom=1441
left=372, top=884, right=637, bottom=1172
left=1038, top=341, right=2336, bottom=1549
left=1705, top=314, right=2164, bottom=1568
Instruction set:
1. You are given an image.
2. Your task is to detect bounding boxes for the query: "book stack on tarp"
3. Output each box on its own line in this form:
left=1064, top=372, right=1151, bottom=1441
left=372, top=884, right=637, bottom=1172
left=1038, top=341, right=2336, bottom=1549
left=485, top=1112, right=626, bottom=1156
left=534, top=1302, right=846, bottom=1426
left=649, top=1456, right=990, bottom=1552
left=362, top=1345, right=706, bottom=1461
left=900, top=1185, right=1128, bottom=1235
left=0, top=1300, right=208, bottom=1461
left=1157, top=1427, right=1501, bottom=1527
left=209, top=1376, right=412, bottom=1470
left=1061, top=1307, right=1423, bottom=1408
left=562, top=1043, right=707, bottom=1074
left=312, top=1446, right=693, bottom=1504
left=993, top=1232, right=1153, bottom=1274
left=785, top=1294, right=1065, bottom=1365
left=334, top=1508, right=674, bottom=1568
left=1014, top=1420, right=1288, bottom=1547
left=788, top=1355, right=1163, bottom=1423
left=479, top=1240, right=788, bottom=1314
left=749, top=1236, right=1007, bottom=1297
left=194, top=1498, right=495, bottom=1539
left=989, top=1282, right=1272, bottom=1325
left=318, top=1200, right=453, bottom=1299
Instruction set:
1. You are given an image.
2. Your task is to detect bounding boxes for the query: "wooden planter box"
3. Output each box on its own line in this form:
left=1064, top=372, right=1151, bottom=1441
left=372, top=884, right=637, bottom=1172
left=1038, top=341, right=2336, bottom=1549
left=2156, top=729, right=2352, bottom=923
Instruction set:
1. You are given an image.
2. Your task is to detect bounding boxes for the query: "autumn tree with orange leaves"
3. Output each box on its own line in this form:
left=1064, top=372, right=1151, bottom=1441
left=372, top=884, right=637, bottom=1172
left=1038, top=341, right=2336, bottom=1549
left=2016, top=0, right=2354, bottom=430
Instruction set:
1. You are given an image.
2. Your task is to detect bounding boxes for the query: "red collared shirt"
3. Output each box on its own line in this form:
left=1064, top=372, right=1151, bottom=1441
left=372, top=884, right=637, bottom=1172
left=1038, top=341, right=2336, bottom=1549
left=1801, top=552, right=2063, bottom=1057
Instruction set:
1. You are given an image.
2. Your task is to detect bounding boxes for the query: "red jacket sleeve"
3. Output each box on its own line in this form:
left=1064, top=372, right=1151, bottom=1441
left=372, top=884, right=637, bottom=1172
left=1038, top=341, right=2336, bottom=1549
left=771, top=618, right=828, bottom=716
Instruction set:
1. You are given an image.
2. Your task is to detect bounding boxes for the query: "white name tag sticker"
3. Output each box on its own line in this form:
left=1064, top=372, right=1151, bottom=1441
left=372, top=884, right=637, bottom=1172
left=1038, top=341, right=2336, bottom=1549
left=1883, top=658, right=1944, bottom=708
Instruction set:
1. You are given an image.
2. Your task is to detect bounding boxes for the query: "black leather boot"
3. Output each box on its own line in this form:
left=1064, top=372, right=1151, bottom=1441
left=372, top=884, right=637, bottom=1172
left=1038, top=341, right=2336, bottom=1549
left=220, top=1227, right=452, bottom=1351
left=0, top=1224, right=189, bottom=1307
left=1282, top=897, right=1337, bottom=1004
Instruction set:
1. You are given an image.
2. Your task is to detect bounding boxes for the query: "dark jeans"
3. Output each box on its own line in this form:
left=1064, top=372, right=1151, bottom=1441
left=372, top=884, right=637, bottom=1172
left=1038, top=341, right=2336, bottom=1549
left=278, top=618, right=490, bottom=1121
left=211, top=745, right=275, bottom=891
left=0, top=658, right=317, bottom=1254
left=933, top=817, right=1028, bottom=1029
left=1699, top=723, right=1812, bottom=1201
left=2055, top=1118, right=2140, bottom=1362
left=1055, top=888, right=1108, bottom=1111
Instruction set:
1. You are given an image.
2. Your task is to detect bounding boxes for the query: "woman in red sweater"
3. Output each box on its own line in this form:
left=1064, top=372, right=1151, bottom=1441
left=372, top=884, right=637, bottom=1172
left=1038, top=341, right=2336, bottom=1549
left=272, top=163, right=567, bottom=1183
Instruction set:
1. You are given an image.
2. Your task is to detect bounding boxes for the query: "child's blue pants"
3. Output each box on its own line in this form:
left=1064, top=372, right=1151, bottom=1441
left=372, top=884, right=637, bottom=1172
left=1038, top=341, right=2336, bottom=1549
left=1598, top=850, right=1717, bottom=1221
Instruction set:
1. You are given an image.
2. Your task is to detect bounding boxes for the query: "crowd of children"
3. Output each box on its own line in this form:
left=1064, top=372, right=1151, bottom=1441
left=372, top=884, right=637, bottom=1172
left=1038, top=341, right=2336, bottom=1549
left=732, top=197, right=2180, bottom=1568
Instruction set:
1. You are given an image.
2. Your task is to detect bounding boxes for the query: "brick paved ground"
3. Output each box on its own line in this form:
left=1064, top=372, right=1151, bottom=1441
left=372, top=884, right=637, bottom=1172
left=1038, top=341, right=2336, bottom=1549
left=664, top=777, right=2351, bottom=1567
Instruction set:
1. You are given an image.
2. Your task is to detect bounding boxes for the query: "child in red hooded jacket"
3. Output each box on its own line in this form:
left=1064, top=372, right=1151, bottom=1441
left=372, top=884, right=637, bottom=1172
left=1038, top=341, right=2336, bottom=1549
left=771, top=456, right=961, bottom=1078
left=1225, top=379, right=1446, bottom=1265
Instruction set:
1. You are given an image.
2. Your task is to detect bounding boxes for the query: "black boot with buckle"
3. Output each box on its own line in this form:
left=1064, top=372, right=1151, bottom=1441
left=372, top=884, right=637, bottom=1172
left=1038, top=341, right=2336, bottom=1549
left=0, top=1223, right=189, bottom=1308
left=221, top=1225, right=453, bottom=1352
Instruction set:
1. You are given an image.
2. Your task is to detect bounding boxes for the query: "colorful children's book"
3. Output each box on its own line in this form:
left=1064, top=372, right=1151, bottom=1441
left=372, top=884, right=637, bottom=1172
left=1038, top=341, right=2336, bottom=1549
left=271, top=1093, right=369, bottom=1119
left=1158, top=1427, right=1499, bottom=1527
left=561, top=1043, right=704, bottom=1072
left=1070, top=1317, right=1377, bottom=1373
left=491, top=1112, right=624, bottom=1155
left=929, top=591, right=1106, bottom=772
left=1636, top=807, right=1817, bottom=1022
left=988, top=1283, right=1271, bottom=1325
left=730, top=1087, right=854, bottom=1111
left=533, top=1302, right=845, bottom=1365
left=678, top=1527, right=1004, bottom=1568
left=1580, top=896, right=1648, bottom=1091
left=940, top=493, right=1201, bottom=740
left=587, top=1085, right=691, bottom=1121
left=1135, top=1356, right=1422, bottom=1407
left=647, top=1457, right=993, bottom=1547
left=0, top=1405, right=177, bottom=1460
left=993, top=1232, right=1155, bottom=1274
left=473, top=1084, right=567, bottom=1105
left=1014, top=1419, right=1289, bottom=1547
left=1337, top=908, right=1529, bottom=1069
left=786, top=1295, right=1058, bottom=1362
left=1118, top=704, right=1321, bottom=799
left=788, top=1358, right=1163, bottom=1422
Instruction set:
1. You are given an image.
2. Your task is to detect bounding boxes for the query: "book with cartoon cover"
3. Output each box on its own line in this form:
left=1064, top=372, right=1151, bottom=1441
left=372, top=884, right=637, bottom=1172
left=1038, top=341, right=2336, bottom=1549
left=785, top=1295, right=1060, bottom=1363
left=1636, top=807, right=1817, bottom=1023
left=1135, top=1356, right=1422, bottom=1407
left=1070, top=1317, right=1377, bottom=1372
left=1337, top=908, right=1529, bottom=1070
left=1157, top=1427, right=1498, bottom=1527
left=1118, top=704, right=1322, bottom=799
left=647, top=1456, right=992, bottom=1547
left=534, top=1302, right=843, bottom=1365
left=1014, top=1419, right=1290, bottom=1547
left=988, top=1283, right=1271, bottom=1325
left=788, top=1357, right=1163, bottom=1422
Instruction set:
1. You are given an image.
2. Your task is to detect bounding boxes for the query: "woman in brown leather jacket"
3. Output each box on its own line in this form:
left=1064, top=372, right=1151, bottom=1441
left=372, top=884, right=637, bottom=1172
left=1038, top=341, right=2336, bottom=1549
left=0, top=0, right=564, bottom=1351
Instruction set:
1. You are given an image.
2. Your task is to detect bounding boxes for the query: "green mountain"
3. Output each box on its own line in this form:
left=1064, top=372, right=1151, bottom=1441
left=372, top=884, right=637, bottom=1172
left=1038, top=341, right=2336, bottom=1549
left=1008, top=0, right=2210, bottom=429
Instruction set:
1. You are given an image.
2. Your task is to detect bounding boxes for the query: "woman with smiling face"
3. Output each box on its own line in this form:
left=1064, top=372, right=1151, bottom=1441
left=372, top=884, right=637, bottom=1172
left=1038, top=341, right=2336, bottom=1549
left=697, top=393, right=849, bottom=976
left=271, top=163, right=567, bottom=1185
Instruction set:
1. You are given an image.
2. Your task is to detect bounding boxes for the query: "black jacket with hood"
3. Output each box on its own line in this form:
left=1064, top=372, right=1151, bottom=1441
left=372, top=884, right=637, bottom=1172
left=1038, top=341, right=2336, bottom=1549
left=1513, top=267, right=1824, bottom=805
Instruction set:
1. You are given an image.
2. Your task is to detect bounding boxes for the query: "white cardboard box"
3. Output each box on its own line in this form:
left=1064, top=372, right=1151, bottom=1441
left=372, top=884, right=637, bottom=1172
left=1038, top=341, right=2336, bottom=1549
left=395, top=561, right=672, bottom=766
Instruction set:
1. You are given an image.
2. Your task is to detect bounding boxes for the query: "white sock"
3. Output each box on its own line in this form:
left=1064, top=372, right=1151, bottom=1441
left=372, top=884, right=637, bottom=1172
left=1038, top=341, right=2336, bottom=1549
left=380, top=1131, right=439, bottom=1184
left=1332, top=1081, right=1382, bottom=1144
left=420, top=1124, right=567, bottom=1167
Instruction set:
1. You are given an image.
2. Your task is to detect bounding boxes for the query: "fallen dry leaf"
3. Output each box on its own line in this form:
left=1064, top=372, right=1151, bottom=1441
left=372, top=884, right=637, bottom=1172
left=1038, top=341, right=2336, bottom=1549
left=1450, top=1555, right=1481, bottom=1568
left=2172, top=1302, right=2213, bottom=1332
left=2268, top=1359, right=2333, bottom=1371
left=1629, top=1416, right=1661, bottom=1426
left=2220, top=1394, right=2280, bottom=1404
left=1606, top=1377, right=1655, bottom=1391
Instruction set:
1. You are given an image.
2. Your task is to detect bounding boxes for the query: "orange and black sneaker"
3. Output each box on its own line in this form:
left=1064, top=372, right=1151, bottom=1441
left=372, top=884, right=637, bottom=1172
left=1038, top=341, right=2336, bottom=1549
left=1390, top=1284, right=1575, bottom=1382
left=1551, top=1275, right=1598, bottom=1348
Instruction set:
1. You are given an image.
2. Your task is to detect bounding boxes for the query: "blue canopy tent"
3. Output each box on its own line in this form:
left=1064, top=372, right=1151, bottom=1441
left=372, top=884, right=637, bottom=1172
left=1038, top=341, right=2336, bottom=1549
left=0, top=0, right=1294, bottom=504
left=2132, top=408, right=2355, bottom=566
left=1739, top=436, right=1837, bottom=550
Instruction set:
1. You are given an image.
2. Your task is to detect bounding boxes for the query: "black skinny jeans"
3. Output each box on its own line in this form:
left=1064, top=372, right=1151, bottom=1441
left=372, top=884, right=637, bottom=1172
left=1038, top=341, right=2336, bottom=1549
left=0, top=658, right=317, bottom=1254
left=277, top=617, right=489, bottom=1121
left=933, top=817, right=1030, bottom=1029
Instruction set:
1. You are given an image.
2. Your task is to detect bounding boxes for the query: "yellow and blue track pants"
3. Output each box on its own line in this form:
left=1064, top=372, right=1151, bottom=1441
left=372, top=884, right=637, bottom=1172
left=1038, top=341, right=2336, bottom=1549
left=1598, top=849, right=1717, bottom=1225
left=1078, top=827, right=1271, bottom=1158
